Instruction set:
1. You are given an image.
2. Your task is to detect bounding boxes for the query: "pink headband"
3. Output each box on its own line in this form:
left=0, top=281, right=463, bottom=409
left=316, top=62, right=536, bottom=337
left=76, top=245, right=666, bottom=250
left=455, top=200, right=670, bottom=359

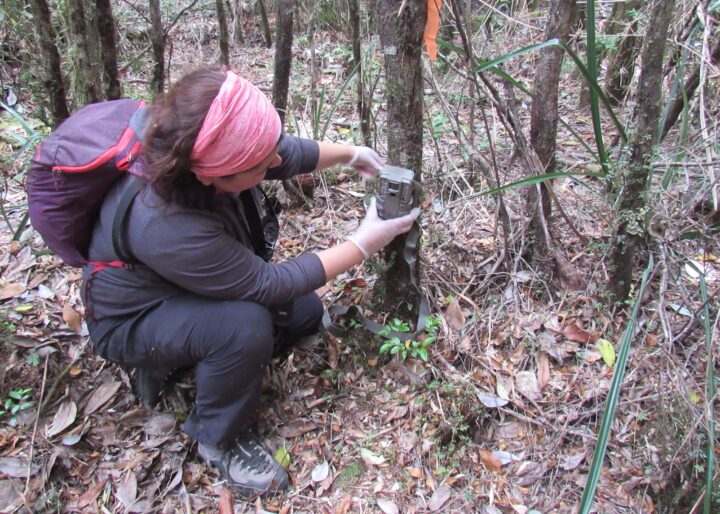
left=190, top=71, right=281, bottom=178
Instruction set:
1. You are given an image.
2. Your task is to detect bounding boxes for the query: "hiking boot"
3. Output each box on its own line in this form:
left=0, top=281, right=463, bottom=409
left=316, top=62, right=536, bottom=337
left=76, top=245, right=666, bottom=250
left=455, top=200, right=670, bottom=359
left=198, top=432, right=289, bottom=497
left=130, top=367, right=174, bottom=408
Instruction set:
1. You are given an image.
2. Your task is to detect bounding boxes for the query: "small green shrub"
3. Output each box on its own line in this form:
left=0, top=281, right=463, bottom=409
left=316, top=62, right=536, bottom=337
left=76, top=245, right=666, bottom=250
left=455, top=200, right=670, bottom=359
left=377, top=315, right=441, bottom=362
left=0, top=388, right=33, bottom=426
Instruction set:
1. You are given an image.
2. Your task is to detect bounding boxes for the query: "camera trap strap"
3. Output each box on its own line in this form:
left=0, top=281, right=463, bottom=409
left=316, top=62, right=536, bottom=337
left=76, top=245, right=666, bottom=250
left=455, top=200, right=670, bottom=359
left=322, top=220, right=430, bottom=342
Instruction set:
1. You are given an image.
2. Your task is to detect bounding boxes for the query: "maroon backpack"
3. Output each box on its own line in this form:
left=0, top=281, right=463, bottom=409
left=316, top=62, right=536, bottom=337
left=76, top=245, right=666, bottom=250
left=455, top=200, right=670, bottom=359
left=26, top=99, right=150, bottom=267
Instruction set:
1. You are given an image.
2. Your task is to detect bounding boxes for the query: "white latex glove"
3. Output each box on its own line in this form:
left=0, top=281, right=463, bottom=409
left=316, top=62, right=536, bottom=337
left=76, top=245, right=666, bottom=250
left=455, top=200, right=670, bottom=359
left=346, top=146, right=383, bottom=180
left=348, top=197, right=420, bottom=258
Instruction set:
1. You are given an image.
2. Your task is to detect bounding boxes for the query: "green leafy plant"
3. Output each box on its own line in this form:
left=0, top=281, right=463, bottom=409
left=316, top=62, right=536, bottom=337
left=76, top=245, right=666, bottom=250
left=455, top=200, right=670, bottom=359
left=26, top=351, right=40, bottom=367
left=0, top=388, right=33, bottom=426
left=431, top=113, right=450, bottom=138
left=378, top=315, right=441, bottom=362
left=0, top=99, right=43, bottom=240
left=0, top=316, right=15, bottom=345
left=311, top=61, right=359, bottom=140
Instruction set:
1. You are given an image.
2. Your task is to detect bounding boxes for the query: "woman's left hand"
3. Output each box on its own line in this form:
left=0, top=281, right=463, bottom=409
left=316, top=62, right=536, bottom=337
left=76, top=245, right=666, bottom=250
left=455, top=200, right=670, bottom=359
left=347, top=146, right=383, bottom=180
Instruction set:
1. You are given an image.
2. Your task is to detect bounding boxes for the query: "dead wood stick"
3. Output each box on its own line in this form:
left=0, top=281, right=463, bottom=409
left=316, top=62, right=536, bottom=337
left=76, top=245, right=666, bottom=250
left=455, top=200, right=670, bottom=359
left=39, top=338, right=90, bottom=415
left=24, top=354, right=49, bottom=497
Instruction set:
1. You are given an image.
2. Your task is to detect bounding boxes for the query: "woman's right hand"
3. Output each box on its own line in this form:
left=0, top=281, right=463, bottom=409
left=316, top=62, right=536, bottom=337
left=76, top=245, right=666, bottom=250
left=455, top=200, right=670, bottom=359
left=347, top=197, right=420, bottom=258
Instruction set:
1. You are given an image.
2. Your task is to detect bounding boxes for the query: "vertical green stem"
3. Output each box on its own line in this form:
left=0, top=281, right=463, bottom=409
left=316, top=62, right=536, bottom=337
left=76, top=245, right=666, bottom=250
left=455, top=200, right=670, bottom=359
left=700, top=273, right=716, bottom=514
left=578, top=256, right=654, bottom=514
left=585, top=0, right=610, bottom=175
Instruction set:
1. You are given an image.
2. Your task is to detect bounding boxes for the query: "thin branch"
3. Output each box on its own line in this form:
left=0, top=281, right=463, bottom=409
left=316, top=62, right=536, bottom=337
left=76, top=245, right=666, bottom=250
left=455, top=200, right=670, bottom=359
left=25, top=354, right=49, bottom=495
left=118, top=0, right=201, bottom=75
left=39, top=339, right=90, bottom=415
left=117, top=0, right=150, bottom=24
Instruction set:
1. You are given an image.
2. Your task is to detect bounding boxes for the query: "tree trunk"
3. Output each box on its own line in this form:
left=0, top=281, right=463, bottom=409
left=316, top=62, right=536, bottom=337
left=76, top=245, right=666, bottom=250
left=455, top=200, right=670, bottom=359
left=232, top=0, right=245, bottom=44
left=272, top=0, right=294, bottom=126
left=257, top=0, right=272, bottom=49
left=661, top=38, right=720, bottom=140
left=603, top=0, right=644, bottom=106
left=149, top=0, right=165, bottom=95
left=309, top=4, right=319, bottom=136
left=216, top=0, right=230, bottom=65
left=83, top=0, right=104, bottom=97
left=28, top=0, right=69, bottom=125
left=66, top=0, right=101, bottom=105
left=528, top=0, right=576, bottom=274
left=95, top=0, right=122, bottom=99
left=349, top=0, right=371, bottom=146
left=376, top=0, right=426, bottom=313
left=273, top=0, right=307, bottom=203
left=608, top=0, right=676, bottom=302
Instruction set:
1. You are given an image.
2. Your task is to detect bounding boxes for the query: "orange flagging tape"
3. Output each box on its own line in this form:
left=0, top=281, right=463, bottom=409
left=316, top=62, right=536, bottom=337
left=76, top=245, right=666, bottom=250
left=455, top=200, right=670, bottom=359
left=424, top=0, right=442, bottom=61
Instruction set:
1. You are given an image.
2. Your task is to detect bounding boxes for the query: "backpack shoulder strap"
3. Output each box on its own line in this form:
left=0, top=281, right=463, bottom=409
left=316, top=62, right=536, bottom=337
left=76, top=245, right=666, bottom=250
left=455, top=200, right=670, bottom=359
left=111, top=177, right=145, bottom=264
left=240, top=186, right=279, bottom=262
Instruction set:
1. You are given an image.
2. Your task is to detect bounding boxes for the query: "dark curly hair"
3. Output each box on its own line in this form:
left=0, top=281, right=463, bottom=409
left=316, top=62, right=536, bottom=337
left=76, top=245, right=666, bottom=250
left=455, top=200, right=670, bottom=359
left=144, top=66, right=226, bottom=210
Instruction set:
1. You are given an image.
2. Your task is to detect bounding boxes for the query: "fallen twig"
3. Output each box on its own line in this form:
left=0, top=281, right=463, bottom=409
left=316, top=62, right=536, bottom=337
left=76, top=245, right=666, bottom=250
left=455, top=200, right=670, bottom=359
left=25, top=354, right=49, bottom=496
left=39, top=338, right=90, bottom=415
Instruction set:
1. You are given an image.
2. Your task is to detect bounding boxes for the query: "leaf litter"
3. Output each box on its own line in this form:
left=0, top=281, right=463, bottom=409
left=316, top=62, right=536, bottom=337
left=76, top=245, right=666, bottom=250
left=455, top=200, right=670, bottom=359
left=0, top=6, right=717, bottom=514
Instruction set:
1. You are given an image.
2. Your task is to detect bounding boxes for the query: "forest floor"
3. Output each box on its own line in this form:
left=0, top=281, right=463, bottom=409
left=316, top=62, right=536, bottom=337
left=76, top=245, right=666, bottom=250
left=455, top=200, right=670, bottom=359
left=0, top=5, right=718, bottom=514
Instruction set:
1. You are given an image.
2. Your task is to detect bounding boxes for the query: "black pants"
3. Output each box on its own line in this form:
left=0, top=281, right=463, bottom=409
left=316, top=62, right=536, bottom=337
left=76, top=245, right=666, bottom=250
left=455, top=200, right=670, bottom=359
left=89, top=293, right=323, bottom=445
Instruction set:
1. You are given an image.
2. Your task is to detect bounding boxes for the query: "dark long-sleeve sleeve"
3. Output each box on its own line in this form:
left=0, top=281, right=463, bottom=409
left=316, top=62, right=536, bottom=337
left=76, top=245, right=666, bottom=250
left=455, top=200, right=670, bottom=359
left=265, top=135, right=319, bottom=180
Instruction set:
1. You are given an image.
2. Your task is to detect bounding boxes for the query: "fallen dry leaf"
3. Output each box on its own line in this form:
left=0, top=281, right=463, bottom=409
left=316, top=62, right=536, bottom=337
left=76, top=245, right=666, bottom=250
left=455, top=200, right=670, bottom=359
left=560, top=451, right=586, bottom=471
left=143, top=413, right=177, bottom=436
left=0, top=283, right=25, bottom=301
left=62, top=304, right=82, bottom=333
left=493, top=450, right=522, bottom=466
left=27, top=273, right=48, bottom=290
left=515, top=371, right=541, bottom=401
left=478, top=449, right=503, bottom=473
left=0, top=457, right=39, bottom=478
left=76, top=479, right=107, bottom=509
left=326, top=332, right=340, bottom=369
left=408, top=467, right=424, bottom=478
left=445, top=298, right=465, bottom=331
left=476, top=392, right=508, bottom=408
left=582, top=350, right=603, bottom=363
left=218, top=487, right=233, bottom=514
left=428, top=484, right=453, bottom=511
left=280, top=421, right=318, bottom=438
left=115, top=471, right=137, bottom=509
left=334, top=494, right=353, bottom=514
left=84, top=380, right=121, bottom=415
left=0, top=479, right=23, bottom=511
left=311, top=461, right=330, bottom=483
left=597, top=338, right=616, bottom=368
left=535, top=351, right=550, bottom=390
left=384, top=405, right=408, bottom=424
left=496, top=380, right=511, bottom=401
left=558, top=322, right=596, bottom=344
left=515, top=461, right=548, bottom=486
left=377, top=499, right=399, bottom=514
left=360, top=448, right=386, bottom=467
left=47, top=400, right=77, bottom=437
left=342, top=277, right=367, bottom=295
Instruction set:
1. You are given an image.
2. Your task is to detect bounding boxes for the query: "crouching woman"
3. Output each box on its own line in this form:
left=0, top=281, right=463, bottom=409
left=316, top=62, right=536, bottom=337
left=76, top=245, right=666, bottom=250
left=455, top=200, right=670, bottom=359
left=82, top=66, right=418, bottom=496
